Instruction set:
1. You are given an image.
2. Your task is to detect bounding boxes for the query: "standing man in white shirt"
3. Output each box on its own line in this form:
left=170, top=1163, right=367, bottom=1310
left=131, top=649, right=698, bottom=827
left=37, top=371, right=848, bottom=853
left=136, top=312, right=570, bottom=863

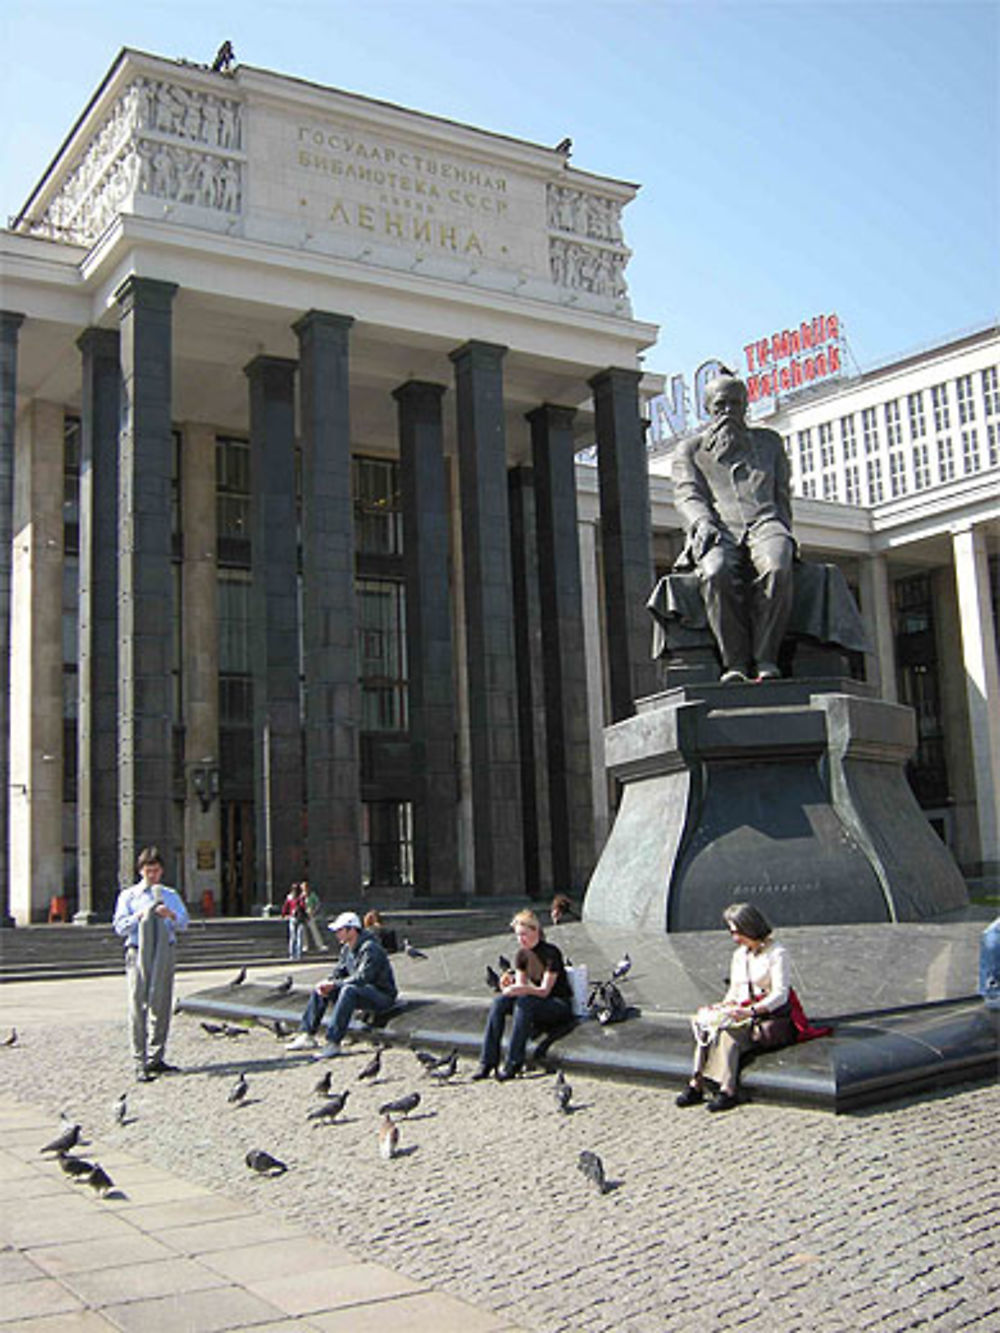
left=113, top=846, right=189, bottom=1082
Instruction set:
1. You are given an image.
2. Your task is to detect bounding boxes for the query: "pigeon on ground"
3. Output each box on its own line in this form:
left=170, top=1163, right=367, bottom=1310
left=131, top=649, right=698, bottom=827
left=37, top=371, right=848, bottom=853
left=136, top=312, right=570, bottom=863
left=578, top=1150, right=609, bottom=1194
left=271, top=975, right=294, bottom=994
left=272, top=1020, right=291, bottom=1040
left=223, top=1023, right=249, bottom=1038
left=2, top=1028, right=17, bottom=1047
left=201, top=1021, right=227, bottom=1036
left=413, top=1050, right=438, bottom=1070
left=114, top=1093, right=128, bottom=1126
left=85, top=1163, right=115, bottom=1197
left=58, top=1153, right=96, bottom=1179
left=611, top=953, right=632, bottom=982
left=378, top=1114, right=400, bottom=1160
left=485, top=965, right=501, bottom=992
left=307, top=1090, right=350, bottom=1122
left=554, top=1070, right=572, bottom=1114
left=229, top=966, right=247, bottom=988
left=498, top=954, right=512, bottom=973
left=227, top=1072, right=248, bottom=1106
left=403, top=938, right=427, bottom=960
left=313, top=1069, right=333, bottom=1097
left=379, top=1091, right=421, bottom=1119
left=41, top=1123, right=81, bottom=1155
left=428, top=1050, right=458, bottom=1081
left=357, top=1048, right=382, bottom=1082
left=245, top=1148, right=287, bottom=1175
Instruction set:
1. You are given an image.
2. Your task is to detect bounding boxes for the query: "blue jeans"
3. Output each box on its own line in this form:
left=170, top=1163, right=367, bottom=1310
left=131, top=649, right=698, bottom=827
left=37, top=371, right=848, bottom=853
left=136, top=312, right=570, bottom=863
left=480, top=993, right=572, bottom=1071
left=300, top=981, right=396, bottom=1045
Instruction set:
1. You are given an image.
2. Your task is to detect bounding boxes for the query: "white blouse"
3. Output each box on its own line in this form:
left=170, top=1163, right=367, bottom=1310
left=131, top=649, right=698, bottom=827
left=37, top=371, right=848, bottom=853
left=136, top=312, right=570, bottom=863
left=723, top=942, right=790, bottom=1014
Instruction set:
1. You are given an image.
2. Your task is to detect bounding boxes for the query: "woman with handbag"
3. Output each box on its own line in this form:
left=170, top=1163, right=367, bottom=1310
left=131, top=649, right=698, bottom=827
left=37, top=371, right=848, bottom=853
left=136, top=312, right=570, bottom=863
left=676, top=902, right=796, bottom=1113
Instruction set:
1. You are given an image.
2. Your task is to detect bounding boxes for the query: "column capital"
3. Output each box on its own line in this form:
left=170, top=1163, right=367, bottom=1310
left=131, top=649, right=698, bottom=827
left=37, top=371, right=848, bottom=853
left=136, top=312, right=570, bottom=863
left=76, top=326, right=120, bottom=358
left=525, top=403, right=577, bottom=432
left=0, top=312, right=25, bottom=339
left=449, top=339, right=507, bottom=369
left=392, top=379, right=447, bottom=407
left=588, top=365, right=643, bottom=394
left=243, top=354, right=298, bottom=381
left=113, top=276, right=178, bottom=316
left=293, top=309, right=354, bottom=341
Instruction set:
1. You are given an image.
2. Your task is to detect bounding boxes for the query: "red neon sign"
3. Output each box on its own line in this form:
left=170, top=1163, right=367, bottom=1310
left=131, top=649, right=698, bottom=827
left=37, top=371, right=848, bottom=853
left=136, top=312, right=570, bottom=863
left=744, top=313, right=841, bottom=403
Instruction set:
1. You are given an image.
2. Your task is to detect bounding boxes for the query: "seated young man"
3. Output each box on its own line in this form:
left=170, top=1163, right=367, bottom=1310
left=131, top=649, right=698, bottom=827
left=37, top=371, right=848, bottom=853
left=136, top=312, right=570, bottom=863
left=286, top=911, right=398, bottom=1058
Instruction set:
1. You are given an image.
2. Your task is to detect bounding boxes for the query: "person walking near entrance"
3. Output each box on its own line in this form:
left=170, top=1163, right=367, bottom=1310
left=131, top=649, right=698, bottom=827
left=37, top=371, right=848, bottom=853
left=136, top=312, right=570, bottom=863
left=113, top=847, right=189, bottom=1082
left=281, top=882, right=308, bottom=960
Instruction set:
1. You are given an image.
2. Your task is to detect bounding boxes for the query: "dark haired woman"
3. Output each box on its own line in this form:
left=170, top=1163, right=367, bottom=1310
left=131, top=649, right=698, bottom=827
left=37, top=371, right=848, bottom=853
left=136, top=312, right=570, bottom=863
left=676, top=902, right=794, bottom=1113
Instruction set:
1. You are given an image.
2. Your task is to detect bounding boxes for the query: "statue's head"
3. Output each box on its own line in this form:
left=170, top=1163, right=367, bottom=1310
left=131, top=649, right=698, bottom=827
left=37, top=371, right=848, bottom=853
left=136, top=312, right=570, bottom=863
left=704, top=372, right=748, bottom=424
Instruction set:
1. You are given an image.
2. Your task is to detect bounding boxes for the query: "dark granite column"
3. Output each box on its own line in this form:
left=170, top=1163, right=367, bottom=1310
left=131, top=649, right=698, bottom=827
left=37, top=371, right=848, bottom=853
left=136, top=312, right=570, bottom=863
left=0, top=312, right=24, bottom=926
left=590, top=367, right=657, bottom=721
left=508, top=466, right=551, bottom=897
left=449, top=340, right=524, bottom=897
left=294, top=312, right=361, bottom=898
left=115, top=278, right=177, bottom=885
left=394, top=380, right=459, bottom=898
left=76, top=327, right=120, bottom=921
left=245, top=355, right=304, bottom=904
left=528, top=404, right=595, bottom=892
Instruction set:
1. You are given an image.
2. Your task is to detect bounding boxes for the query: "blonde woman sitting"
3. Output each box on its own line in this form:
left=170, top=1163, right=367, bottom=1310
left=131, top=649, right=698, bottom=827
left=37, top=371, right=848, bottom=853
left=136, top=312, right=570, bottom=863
left=473, top=909, right=573, bottom=1082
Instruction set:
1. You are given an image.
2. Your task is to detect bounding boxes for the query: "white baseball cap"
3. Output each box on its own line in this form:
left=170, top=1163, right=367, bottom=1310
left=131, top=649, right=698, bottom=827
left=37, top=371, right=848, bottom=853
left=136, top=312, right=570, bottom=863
left=329, top=911, right=362, bottom=932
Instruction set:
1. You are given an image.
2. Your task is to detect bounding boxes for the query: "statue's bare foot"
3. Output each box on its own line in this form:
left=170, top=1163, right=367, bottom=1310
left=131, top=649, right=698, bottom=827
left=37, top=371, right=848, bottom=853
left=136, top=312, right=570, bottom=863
left=719, top=668, right=749, bottom=684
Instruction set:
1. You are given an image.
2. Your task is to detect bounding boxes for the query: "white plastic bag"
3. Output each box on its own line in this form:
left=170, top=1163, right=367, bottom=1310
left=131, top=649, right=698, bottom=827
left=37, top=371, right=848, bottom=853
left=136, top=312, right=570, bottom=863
left=566, top=964, right=590, bottom=1018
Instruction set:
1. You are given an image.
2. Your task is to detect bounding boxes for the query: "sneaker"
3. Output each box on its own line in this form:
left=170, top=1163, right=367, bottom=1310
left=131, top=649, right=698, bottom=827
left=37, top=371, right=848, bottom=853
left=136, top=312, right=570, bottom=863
left=285, top=1032, right=319, bottom=1051
left=314, top=1042, right=343, bottom=1060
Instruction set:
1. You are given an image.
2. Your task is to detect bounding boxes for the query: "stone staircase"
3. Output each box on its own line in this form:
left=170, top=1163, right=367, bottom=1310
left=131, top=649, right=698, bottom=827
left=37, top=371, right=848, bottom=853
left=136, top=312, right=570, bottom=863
left=0, top=903, right=524, bottom=983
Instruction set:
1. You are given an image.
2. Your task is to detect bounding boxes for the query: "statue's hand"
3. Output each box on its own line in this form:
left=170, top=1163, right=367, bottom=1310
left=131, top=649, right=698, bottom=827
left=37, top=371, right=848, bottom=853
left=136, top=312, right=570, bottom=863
left=691, top=518, right=720, bottom=560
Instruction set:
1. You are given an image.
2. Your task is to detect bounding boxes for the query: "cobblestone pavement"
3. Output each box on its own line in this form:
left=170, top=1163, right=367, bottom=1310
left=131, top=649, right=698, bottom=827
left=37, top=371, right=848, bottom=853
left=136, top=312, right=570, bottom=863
left=1, top=979, right=998, bottom=1332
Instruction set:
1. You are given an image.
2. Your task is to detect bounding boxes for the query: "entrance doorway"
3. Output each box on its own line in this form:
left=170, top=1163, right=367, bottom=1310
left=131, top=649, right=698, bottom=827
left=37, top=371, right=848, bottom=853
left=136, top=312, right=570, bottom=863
left=221, top=800, right=255, bottom=915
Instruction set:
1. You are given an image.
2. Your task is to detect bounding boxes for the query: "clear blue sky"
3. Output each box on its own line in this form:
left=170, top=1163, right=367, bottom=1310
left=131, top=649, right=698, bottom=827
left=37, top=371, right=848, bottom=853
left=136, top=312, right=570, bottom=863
left=2, top=0, right=997, bottom=385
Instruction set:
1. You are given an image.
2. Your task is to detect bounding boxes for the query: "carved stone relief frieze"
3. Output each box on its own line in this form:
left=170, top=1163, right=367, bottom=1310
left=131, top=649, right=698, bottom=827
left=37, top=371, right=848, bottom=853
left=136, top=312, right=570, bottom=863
left=546, top=184, right=630, bottom=302
left=22, top=77, right=244, bottom=245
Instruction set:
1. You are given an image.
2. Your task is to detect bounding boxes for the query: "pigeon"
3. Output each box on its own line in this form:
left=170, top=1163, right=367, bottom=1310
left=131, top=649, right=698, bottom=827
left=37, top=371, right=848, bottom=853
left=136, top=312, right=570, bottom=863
left=41, top=1123, right=81, bottom=1155
left=485, top=965, right=501, bottom=992
left=58, top=1153, right=96, bottom=1179
left=308, top=1090, right=350, bottom=1122
left=245, top=1148, right=287, bottom=1175
left=223, top=1023, right=249, bottom=1038
left=201, top=1021, right=227, bottom=1036
left=428, top=1050, right=458, bottom=1081
left=403, top=938, right=427, bottom=960
left=498, top=954, right=512, bottom=973
left=313, top=1069, right=333, bottom=1097
left=114, top=1093, right=128, bottom=1126
left=357, top=1048, right=382, bottom=1082
left=413, top=1050, right=439, bottom=1070
left=611, top=953, right=632, bottom=982
left=85, top=1163, right=115, bottom=1197
left=2, top=1027, right=17, bottom=1047
left=272, top=1020, right=291, bottom=1040
left=271, top=975, right=294, bottom=994
left=229, top=966, right=247, bottom=988
left=554, top=136, right=572, bottom=155
left=378, top=1114, right=400, bottom=1160
left=211, top=40, right=235, bottom=73
left=379, top=1091, right=420, bottom=1119
left=554, top=1069, right=572, bottom=1114
left=227, top=1072, right=248, bottom=1106
left=578, top=1150, right=609, bottom=1194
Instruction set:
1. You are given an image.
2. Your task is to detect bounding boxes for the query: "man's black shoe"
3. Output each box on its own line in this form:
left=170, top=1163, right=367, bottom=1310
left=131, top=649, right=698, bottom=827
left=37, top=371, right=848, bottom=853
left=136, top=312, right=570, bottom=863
left=470, top=1065, right=494, bottom=1081
left=136, top=1068, right=154, bottom=1083
left=495, top=1064, right=522, bottom=1082
left=675, top=1084, right=703, bottom=1107
left=147, top=1059, right=180, bottom=1075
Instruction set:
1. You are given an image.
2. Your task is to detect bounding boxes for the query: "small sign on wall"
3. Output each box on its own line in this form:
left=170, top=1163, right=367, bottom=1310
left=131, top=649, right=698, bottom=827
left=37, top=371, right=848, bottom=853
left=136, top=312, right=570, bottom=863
left=196, top=842, right=217, bottom=871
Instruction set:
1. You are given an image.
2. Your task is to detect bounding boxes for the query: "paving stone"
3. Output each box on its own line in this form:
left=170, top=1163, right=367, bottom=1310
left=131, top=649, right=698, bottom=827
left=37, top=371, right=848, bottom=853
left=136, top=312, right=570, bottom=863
left=98, top=1285, right=287, bottom=1333
left=60, top=1255, right=227, bottom=1306
left=26, top=1232, right=176, bottom=1278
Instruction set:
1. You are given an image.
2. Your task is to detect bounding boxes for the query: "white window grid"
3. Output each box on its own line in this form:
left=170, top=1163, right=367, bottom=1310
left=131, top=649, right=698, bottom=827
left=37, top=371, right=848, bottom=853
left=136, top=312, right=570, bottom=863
left=818, top=421, right=835, bottom=468
left=797, top=428, right=815, bottom=474
left=988, top=422, right=999, bottom=467
left=839, top=414, right=857, bottom=461
left=961, top=428, right=981, bottom=473
left=862, top=406, right=879, bottom=454
left=844, top=464, right=861, bottom=505
left=983, top=366, right=999, bottom=417
left=885, top=399, right=902, bottom=448
left=821, top=471, right=838, bottom=500
left=931, top=383, right=951, bottom=432
left=907, top=391, right=926, bottom=438
left=888, top=451, right=907, bottom=497
left=913, top=441, right=931, bottom=489
left=801, top=476, right=816, bottom=498
left=938, top=435, right=955, bottom=481
left=866, top=456, right=884, bottom=501
left=956, top=374, right=975, bottom=426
